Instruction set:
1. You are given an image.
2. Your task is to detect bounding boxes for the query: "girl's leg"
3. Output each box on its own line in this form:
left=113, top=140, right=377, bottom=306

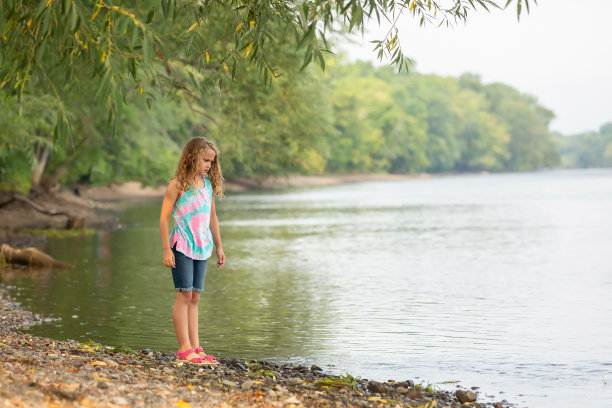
left=189, top=258, right=209, bottom=357
left=171, top=246, right=200, bottom=361
left=173, top=291, right=195, bottom=352
left=188, top=291, right=200, bottom=350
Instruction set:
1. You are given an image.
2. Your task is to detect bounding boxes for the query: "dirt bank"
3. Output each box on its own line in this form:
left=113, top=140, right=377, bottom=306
left=0, top=188, right=119, bottom=250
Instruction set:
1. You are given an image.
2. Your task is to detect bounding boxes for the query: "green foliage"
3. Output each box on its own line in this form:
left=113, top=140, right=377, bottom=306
left=558, top=123, right=612, bottom=168
left=0, top=93, right=60, bottom=192
left=1, top=58, right=567, bottom=193
left=0, top=1, right=532, bottom=141
left=325, top=63, right=555, bottom=175
left=414, top=383, right=440, bottom=394
left=477, top=80, right=559, bottom=170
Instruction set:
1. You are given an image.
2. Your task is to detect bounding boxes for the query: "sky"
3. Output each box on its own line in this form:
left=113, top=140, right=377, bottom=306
left=340, top=0, right=612, bottom=135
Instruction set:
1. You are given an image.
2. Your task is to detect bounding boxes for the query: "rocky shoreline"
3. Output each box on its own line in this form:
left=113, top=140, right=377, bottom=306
left=0, top=285, right=514, bottom=408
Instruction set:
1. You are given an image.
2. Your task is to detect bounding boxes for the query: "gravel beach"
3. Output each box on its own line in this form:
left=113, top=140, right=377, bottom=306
left=0, top=284, right=515, bottom=408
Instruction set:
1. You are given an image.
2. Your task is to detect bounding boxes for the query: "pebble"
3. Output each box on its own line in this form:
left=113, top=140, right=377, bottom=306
left=367, top=380, right=389, bottom=394
left=289, top=377, right=303, bottom=386
left=241, top=379, right=254, bottom=390
left=405, top=389, right=422, bottom=400
left=111, top=396, right=129, bottom=405
left=396, top=380, right=414, bottom=388
left=97, top=381, right=110, bottom=389
left=456, top=389, right=477, bottom=403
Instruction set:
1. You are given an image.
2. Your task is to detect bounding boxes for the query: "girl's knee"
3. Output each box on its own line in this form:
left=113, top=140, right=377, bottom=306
left=190, top=292, right=200, bottom=304
left=175, top=291, right=193, bottom=303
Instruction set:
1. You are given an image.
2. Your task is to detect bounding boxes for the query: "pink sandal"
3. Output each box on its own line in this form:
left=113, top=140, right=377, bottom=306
left=176, top=348, right=205, bottom=364
left=195, top=346, right=219, bottom=364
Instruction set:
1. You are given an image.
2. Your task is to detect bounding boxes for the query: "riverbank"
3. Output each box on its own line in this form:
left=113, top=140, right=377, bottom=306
left=0, top=174, right=430, bottom=250
left=79, top=173, right=432, bottom=199
left=0, top=285, right=511, bottom=408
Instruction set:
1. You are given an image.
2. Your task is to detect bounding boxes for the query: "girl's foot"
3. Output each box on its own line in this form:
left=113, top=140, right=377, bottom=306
left=176, top=348, right=205, bottom=364
left=195, top=346, right=219, bottom=364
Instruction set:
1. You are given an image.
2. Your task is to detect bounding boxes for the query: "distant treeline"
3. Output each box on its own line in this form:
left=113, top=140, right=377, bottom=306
left=556, top=123, right=612, bottom=168
left=0, top=58, right=609, bottom=193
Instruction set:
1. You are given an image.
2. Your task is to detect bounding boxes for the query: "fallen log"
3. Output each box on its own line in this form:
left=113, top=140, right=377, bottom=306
left=0, top=244, right=73, bottom=269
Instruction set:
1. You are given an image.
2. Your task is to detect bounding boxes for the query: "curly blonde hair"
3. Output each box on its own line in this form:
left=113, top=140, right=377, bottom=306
left=174, top=137, right=225, bottom=198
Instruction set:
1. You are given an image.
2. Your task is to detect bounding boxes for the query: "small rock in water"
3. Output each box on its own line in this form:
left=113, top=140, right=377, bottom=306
left=456, top=390, right=477, bottom=403
left=494, top=403, right=503, bottom=408
left=311, top=364, right=322, bottom=372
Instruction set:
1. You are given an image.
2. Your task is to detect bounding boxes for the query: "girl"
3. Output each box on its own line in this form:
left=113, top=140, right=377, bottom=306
left=159, top=137, right=225, bottom=364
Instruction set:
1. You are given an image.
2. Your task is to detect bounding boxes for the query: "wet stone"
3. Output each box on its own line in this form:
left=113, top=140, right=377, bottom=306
left=456, top=390, right=477, bottom=403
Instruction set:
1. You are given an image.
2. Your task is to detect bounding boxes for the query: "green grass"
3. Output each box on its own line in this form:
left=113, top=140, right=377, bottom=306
left=106, top=343, right=135, bottom=355
left=415, top=383, right=440, bottom=394
left=313, top=374, right=358, bottom=389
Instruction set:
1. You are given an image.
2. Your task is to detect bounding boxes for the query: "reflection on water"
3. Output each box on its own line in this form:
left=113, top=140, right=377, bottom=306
left=3, top=169, right=612, bottom=408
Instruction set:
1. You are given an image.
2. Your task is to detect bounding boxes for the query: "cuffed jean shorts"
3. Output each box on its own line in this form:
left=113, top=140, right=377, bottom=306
left=171, top=244, right=207, bottom=292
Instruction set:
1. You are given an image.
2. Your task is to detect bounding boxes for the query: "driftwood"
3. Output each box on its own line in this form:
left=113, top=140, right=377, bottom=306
left=0, top=244, right=73, bottom=269
left=0, top=193, right=86, bottom=229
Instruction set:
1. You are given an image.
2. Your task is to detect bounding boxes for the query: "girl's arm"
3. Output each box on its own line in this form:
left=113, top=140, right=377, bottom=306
left=210, top=195, right=225, bottom=268
left=160, top=178, right=180, bottom=268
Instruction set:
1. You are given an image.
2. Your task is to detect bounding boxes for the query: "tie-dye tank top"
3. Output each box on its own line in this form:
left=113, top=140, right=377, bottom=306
left=169, top=177, right=213, bottom=260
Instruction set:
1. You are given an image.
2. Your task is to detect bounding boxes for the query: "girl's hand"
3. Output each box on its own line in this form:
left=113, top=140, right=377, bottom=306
left=163, top=248, right=175, bottom=268
left=216, top=247, right=225, bottom=268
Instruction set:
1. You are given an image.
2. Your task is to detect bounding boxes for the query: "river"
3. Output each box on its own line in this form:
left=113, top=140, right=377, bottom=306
left=3, top=168, right=611, bottom=407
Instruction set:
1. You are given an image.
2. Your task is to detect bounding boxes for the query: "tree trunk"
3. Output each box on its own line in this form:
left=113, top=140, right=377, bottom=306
left=30, top=139, right=50, bottom=189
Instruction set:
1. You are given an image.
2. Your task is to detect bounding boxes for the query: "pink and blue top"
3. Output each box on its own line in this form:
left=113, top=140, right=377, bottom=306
left=169, top=177, right=214, bottom=260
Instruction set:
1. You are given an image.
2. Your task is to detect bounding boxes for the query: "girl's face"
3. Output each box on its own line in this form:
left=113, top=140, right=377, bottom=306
left=196, top=148, right=216, bottom=177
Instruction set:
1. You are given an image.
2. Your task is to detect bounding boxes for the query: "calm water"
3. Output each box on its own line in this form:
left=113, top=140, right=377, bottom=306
left=3, top=169, right=612, bottom=407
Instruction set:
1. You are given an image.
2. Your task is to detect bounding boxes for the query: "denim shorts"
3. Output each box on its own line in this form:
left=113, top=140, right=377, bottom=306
left=171, top=244, right=207, bottom=292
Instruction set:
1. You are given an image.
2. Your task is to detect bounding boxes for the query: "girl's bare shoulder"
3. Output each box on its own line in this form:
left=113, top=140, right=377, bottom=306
left=165, top=178, right=182, bottom=198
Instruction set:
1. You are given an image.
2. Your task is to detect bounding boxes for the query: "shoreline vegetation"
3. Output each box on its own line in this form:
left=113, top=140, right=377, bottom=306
left=0, top=285, right=512, bottom=408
